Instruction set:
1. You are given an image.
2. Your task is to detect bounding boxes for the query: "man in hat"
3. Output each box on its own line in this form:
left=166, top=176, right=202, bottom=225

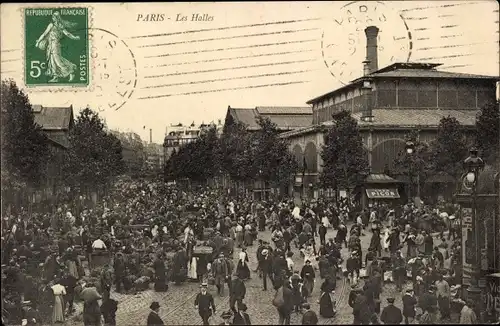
left=219, top=311, right=233, bottom=325
left=195, top=283, right=216, bottom=326
left=212, top=253, right=229, bottom=296
left=402, top=288, right=417, bottom=324
left=380, top=297, right=403, bottom=324
left=260, top=249, right=273, bottom=291
left=232, top=302, right=251, bottom=325
left=147, top=301, right=164, bottom=326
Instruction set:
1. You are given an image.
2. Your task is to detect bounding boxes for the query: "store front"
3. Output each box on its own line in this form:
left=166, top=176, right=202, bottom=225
left=362, top=174, right=404, bottom=209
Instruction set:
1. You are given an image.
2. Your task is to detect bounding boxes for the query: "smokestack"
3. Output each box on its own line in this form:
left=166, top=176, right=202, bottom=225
left=150, top=128, right=152, bottom=144
left=365, top=26, right=379, bottom=74
left=362, top=60, right=371, bottom=76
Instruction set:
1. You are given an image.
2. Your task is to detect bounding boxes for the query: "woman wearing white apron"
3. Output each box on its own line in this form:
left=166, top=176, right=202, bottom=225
left=188, top=256, right=198, bottom=280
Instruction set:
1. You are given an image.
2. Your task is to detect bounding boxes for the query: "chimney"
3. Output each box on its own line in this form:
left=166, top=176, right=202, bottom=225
left=365, top=26, right=379, bottom=74
left=149, top=128, right=152, bottom=144
left=362, top=60, right=371, bottom=76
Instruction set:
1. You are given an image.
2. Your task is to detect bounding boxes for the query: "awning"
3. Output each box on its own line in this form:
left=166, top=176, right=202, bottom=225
left=366, top=188, right=400, bottom=199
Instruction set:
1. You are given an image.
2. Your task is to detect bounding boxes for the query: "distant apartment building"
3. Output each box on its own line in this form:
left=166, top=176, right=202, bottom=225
left=163, top=120, right=223, bottom=162
left=111, top=131, right=145, bottom=175
left=144, top=142, right=164, bottom=171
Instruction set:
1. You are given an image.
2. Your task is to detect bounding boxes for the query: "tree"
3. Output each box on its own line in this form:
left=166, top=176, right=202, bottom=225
left=429, top=116, right=469, bottom=180
left=476, top=101, right=500, bottom=166
left=62, top=107, right=125, bottom=193
left=218, top=121, right=254, bottom=182
left=164, top=126, right=220, bottom=182
left=251, top=116, right=297, bottom=186
left=393, top=129, right=432, bottom=196
left=320, top=110, right=369, bottom=191
left=1, top=79, right=49, bottom=189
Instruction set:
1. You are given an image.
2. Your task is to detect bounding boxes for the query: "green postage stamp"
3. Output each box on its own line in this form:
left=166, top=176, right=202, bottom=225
left=24, top=7, right=89, bottom=87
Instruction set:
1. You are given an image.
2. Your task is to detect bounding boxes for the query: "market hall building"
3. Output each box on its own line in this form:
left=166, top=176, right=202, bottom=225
left=279, top=26, right=499, bottom=207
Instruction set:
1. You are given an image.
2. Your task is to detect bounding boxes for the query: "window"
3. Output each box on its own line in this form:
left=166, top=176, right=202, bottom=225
left=377, top=90, right=397, bottom=107
left=417, top=81, right=437, bottom=108
left=398, top=80, right=418, bottom=107
left=438, top=81, right=458, bottom=108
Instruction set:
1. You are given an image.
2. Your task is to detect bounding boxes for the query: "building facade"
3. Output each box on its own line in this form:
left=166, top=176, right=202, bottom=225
left=280, top=26, right=498, bottom=204
left=144, top=143, right=164, bottom=171
left=163, top=120, right=223, bottom=163
left=111, top=131, right=146, bottom=176
left=32, top=105, right=74, bottom=200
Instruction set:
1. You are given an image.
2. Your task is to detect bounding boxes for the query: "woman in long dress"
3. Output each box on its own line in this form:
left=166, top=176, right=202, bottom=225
left=35, top=12, right=80, bottom=82
left=319, top=276, right=336, bottom=318
left=188, top=256, right=198, bottom=281
left=236, top=248, right=250, bottom=280
left=51, top=279, right=66, bottom=323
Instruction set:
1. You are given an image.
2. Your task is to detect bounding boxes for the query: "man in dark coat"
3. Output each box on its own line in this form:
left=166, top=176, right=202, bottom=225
left=147, top=301, right=164, bottom=326
left=353, top=290, right=373, bottom=325
left=301, top=303, right=318, bottom=325
left=260, top=249, right=273, bottom=291
left=195, top=283, right=216, bottom=326
left=113, top=252, right=126, bottom=293
left=230, top=275, right=246, bottom=314
left=318, top=223, right=327, bottom=247
left=153, top=253, right=168, bottom=292
left=100, top=291, right=118, bottom=326
left=402, top=288, right=417, bottom=324
left=61, top=272, right=78, bottom=314
left=380, top=297, right=403, bottom=324
left=277, top=281, right=294, bottom=325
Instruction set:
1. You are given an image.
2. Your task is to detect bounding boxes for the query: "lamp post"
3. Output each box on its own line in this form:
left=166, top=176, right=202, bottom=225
left=405, top=141, right=415, bottom=203
left=462, top=147, right=485, bottom=314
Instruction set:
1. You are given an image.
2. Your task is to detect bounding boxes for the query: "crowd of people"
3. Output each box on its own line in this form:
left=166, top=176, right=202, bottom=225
left=1, top=178, right=497, bottom=325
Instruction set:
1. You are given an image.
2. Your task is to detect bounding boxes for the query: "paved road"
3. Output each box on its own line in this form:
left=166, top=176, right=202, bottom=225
left=67, top=225, right=446, bottom=325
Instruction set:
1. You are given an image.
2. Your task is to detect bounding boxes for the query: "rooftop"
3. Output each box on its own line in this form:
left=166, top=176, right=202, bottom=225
left=307, top=62, right=499, bottom=104
left=226, top=106, right=312, bottom=131
left=33, top=105, right=73, bottom=130
left=353, top=108, right=478, bottom=128
left=279, top=108, right=478, bottom=139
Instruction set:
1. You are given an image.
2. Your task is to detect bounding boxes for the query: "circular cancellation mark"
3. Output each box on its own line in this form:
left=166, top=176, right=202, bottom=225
left=321, top=1, right=413, bottom=85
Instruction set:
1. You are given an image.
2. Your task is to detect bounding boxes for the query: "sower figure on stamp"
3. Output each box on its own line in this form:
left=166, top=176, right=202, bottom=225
left=35, top=12, right=80, bottom=82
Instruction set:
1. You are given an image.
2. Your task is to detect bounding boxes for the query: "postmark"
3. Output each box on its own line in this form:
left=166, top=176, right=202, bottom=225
left=321, top=1, right=413, bottom=85
left=24, top=7, right=89, bottom=87
left=85, top=28, right=138, bottom=112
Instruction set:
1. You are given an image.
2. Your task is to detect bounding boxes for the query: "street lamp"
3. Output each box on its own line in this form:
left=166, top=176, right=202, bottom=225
left=405, top=141, right=415, bottom=202
left=462, top=147, right=485, bottom=312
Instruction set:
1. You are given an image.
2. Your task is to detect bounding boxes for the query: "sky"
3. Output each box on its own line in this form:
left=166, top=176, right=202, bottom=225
left=1, top=1, right=499, bottom=143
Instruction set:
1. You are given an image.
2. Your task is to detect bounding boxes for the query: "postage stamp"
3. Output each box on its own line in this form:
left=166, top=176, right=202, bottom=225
left=24, top=7, right=89, bottom=87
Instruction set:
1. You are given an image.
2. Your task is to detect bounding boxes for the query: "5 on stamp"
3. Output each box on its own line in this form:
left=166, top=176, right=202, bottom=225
left=24, top=7, right=89, bottom=86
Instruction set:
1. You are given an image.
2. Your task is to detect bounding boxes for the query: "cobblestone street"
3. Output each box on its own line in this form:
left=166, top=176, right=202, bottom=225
left=66, top=225, right=436, bottom=325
